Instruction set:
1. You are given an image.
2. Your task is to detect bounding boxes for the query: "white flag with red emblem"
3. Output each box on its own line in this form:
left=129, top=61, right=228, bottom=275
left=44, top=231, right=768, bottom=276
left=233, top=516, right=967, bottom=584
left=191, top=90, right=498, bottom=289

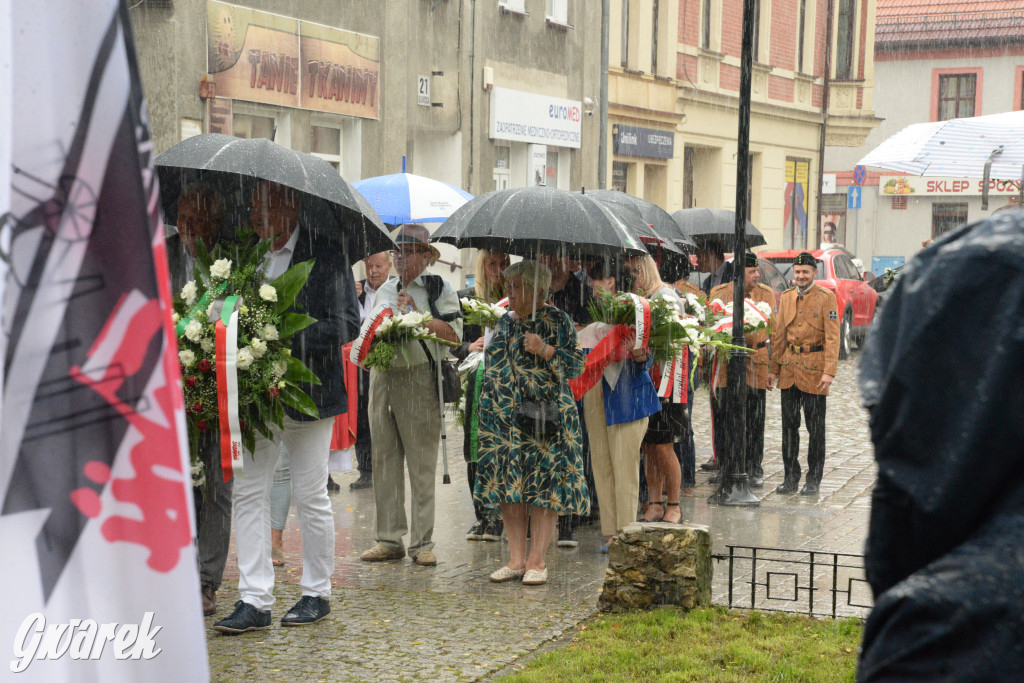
left=0, top=1, right=208, bottom=680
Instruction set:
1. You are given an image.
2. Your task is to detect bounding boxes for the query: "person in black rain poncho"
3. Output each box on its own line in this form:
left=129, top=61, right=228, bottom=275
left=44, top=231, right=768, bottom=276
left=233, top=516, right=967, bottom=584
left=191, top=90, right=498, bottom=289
left=857, top=208, right=1024, bottom=681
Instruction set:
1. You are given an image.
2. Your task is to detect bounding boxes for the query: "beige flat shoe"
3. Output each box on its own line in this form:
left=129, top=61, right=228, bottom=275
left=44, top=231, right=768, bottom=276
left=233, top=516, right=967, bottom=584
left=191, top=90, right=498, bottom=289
left=489, top=566, right=526, bottom=583
left=272, top=547, right=285, bottom=567
left=522, top=568, right=548, bottom=585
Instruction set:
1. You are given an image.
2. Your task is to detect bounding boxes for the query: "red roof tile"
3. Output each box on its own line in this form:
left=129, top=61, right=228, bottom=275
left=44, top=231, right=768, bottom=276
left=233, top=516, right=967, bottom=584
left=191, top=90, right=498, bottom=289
left=876, top=0, right=1024, bottom=44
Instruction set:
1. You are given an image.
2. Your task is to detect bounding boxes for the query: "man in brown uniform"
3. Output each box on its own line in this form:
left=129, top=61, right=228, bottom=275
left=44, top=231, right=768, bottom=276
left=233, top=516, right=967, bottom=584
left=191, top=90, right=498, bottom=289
left=708, top=253, right=777, bottom=488
left=767, top=252, right=840, bottom=495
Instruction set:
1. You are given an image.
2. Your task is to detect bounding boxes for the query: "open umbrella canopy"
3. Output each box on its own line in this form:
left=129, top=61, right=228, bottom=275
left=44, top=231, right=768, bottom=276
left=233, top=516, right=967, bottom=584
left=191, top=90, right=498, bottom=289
left=156, top=133, right=393, bottom=262
left=581, top=189, right=697, bottom=252
left=352, top=172, right=473, bottom=225
left=857, top=110, right=1024, bottom=181
left=431, top=186, right=650, bottom=259
left=671, top=208, right=766, bottom=250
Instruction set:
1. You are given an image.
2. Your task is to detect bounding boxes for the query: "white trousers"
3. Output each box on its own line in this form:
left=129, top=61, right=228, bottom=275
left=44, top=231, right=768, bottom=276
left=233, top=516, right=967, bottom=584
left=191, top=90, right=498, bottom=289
left=233, top=415, right=335, bottom=610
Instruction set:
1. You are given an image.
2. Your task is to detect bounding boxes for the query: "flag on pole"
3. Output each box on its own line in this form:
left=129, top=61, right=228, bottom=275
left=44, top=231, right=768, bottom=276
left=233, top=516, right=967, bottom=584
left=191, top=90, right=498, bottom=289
left=1, top=1, right=208, bottom=679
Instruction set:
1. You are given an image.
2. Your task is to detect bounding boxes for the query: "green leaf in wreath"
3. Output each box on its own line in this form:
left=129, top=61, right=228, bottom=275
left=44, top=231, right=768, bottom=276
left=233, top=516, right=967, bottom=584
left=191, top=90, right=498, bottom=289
left=271, top=260, right=315, bottom=315
left=284, top=354, right=322, bottom=386
left=279, top=312, right=318, bottom=339
left=279, top=384, right=320, bottom=419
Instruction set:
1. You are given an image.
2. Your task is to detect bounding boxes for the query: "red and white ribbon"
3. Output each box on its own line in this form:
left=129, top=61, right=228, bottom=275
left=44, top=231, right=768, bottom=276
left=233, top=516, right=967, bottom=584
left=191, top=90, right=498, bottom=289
left=568, top=295, right=653, bottom=400
left=350, top=306, right=394, bottom=366
left=627, top=293, right=651, bottom=350
left=496, top=296, right=509, bottom=308
left=656, top=347, right=688, bottom=403
left=215, top=295, right=244, bottom=482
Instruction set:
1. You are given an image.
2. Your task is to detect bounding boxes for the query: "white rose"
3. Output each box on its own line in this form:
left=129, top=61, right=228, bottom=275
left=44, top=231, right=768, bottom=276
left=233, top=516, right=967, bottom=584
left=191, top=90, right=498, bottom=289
left=236, top=347, right=254, bottom=370
left=184, top=320, right=202, bottom=342
left=272, top=359, right=288, bottom=378
left=250, top=338, right=267, bottom=358
left=262, top=324, right=279, bottom=341
left=200, top=337, right=215, bottom=353
left=259, top=284, right=278, bottom=302
left=180, top=281, right=198, bottom=306
left=171, top=312, right=180, bottom=324
left=210, top=258, right=232, bottom=280
left=178, top=349, right=196, bottom=366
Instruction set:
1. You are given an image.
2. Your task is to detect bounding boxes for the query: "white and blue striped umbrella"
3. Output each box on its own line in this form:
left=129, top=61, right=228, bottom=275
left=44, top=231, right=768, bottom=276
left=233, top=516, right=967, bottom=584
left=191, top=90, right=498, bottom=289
left=352, top=172, right=473, bottom=225
left=858, top=110, right=1024, bottom=181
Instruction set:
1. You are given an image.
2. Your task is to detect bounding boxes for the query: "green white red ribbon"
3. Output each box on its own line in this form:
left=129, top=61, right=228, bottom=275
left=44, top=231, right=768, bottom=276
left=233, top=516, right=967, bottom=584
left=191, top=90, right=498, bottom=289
left=215, top=295, right=243, bottom=482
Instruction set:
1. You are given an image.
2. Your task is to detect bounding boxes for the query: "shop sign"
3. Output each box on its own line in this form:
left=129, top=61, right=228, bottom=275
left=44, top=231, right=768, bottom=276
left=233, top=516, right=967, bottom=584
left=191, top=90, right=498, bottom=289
left=489, top=87, right=581, bottom=148
left=878, top=175, right=1022, bottom=196
left=206, top=0, right=380, bottom=120
left=612, top=124, right=674, bottom=159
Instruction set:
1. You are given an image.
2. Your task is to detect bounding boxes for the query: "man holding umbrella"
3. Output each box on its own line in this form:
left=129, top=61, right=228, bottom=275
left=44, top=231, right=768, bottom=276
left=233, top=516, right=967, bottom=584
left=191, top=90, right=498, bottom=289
left=359, top=224, right=462, bottom=567
left=214, top=180, right=362, bottom=632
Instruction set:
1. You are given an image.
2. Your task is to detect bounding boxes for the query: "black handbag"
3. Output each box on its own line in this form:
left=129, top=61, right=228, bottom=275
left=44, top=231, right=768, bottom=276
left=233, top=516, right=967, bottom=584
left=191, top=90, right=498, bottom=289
left=508, top=326, right=560, bottom=441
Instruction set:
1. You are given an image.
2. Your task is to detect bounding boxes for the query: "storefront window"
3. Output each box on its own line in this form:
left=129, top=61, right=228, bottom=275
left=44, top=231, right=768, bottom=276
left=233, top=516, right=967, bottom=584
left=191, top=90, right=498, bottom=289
left=612, top=161, right=628, bottom=193
left=311, top=125, right=342, bottom=170
left=232, top=114, right=275, bottom=140
left=932, top=202, right=967, bottom=238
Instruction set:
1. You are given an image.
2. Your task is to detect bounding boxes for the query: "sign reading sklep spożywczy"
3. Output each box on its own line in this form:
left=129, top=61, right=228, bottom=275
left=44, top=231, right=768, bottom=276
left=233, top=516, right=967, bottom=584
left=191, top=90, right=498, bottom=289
left=879, top=175, right=1023, bottom=196
left=489, top=87, right=582, bottom=149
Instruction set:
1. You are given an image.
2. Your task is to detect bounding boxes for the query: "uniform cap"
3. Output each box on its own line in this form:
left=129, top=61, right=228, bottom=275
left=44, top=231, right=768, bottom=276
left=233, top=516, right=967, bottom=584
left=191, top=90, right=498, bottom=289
left=794, top=252, right=817, bottom=267
left=744, top=252, right=759, bottom=268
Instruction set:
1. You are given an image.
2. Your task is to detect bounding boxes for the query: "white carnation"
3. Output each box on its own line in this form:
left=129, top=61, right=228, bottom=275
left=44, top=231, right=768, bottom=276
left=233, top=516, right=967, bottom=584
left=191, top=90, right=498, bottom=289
left=200, top=337, right=215, bottom=353
left=210, top=258, right=232, bottom=280
left=236, top=347, right=254, bottom=370
left=259, top=284, right=278, bottom=302
left=272, top=359, right=288, bottom=378
left=262, top=324, right=279, bottom=341
left=184, top=320, right=203, bottom=342
left=250, top=338, right=268, bottom=358
left=178, top=349, right=196, bottom=367
left=180, top=281, right=198, bottom=306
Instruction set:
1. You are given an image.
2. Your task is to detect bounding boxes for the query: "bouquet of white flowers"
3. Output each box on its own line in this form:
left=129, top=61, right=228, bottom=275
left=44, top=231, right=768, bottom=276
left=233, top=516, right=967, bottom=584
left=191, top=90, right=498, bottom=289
left=361, top=310, right=460, bottom=372
left=705, top=298, right=773, bottom=339
left=460, top=297, right=507, bottom=329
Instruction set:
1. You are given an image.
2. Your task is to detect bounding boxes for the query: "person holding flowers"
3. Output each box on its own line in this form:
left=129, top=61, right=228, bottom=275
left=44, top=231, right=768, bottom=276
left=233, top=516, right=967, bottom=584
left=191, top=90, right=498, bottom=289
left=474, top=260, right=588, bottom=585
left=456, top=249, right=510, bottom=543
left=358, top=224, right=462, bottom=567
left=708, top=252, right=777, bottom=489
left=214, top=180, right=361, bottom=633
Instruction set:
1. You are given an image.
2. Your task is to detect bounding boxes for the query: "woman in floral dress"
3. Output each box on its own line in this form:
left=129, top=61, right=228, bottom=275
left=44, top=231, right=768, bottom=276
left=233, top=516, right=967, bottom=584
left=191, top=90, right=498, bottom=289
left=474, top=260, right=588, bottom=586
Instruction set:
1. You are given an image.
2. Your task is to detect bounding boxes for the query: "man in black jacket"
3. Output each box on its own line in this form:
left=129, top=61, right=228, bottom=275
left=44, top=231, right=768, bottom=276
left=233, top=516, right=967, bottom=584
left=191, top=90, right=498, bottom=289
left=214, top=180, right=360, bottom=633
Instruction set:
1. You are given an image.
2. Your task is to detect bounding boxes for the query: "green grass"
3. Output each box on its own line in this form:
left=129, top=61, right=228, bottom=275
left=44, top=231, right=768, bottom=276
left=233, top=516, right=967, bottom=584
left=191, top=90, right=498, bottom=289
left=500, top=606, right=862, bottom=683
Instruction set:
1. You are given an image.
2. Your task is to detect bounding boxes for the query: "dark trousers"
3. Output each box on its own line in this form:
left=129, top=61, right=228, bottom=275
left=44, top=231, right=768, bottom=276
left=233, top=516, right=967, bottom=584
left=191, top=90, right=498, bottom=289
left=561, top=399, right=595, bottom=532
left=710, top=386, right=766, bottom=478
left=781, top=387, right=827, bottom=485
left=197, top=436, right=232, bottom=591
left=355, top=368, right=372, bottom=475
left=676, top=382, right=697, bottom=487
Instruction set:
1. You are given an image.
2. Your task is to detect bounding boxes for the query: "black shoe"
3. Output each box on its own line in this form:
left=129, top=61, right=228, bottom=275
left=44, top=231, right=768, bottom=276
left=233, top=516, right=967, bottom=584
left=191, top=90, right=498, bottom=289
left=708, top=474, right=720, bottom=484
left=326, top=475, right=340, bottom=492
left=280, top=596, right=330, bottom=626
left=800, top=481, right=820, bottom=496
left=349, top=473, right=373, bottom=490
left=481, top=520, right=503, bottom=542
left=466, top=520, right=486, bottom=541
left=775, top=481, right=799, bottom=495
left=700, top=458, right=719, bottom=472
left=556, top=523, right=578, bottom=548
left=750, top=475, right=764, bottom=488
left=212, top=601, right=271, bottom=635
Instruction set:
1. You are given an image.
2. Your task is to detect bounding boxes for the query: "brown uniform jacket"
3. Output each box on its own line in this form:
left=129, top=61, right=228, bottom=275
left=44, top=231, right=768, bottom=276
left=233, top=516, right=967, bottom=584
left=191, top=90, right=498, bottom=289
left=675, top=279, right=704, bottom=300
left=769, top=284, right=840, bottom=395
left=709, top=282, right=777, bottom=389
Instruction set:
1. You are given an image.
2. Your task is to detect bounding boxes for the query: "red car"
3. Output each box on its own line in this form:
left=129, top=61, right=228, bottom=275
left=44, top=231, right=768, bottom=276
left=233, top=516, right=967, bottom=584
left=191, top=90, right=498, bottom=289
left=755, top=249, right=878, bottom=359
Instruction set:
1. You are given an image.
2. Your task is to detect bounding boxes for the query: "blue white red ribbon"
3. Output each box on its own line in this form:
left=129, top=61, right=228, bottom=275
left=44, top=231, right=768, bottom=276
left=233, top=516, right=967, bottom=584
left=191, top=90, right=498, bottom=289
left=215, top=295, right=243, bottom=482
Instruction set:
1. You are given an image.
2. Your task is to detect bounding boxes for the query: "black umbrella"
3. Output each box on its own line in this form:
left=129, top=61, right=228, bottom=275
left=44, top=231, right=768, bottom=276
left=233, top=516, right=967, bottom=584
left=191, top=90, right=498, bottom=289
left=582, top=190, right=698, bottom=252
left=156, top=133, right=393, bottom=261
left=671, top=207, right=766, bottom=250
left=431, top=186, right=650, bottom=259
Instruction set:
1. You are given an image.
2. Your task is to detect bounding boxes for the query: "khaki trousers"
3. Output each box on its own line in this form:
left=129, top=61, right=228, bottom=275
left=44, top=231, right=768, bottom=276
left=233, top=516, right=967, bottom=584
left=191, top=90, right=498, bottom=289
left=584, top=383, right=649, bottom=537
left=369, top=363, right=441, bottom=555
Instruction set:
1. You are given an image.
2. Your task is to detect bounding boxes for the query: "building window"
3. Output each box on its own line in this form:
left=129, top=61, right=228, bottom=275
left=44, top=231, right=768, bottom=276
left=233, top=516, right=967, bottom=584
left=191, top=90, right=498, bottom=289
left=938, top=74, right=977, bottom=120
left=499, top=0, right=526, bottom=14
left=932, top=203, right=967, bottom=238
left=751, top=0, right=761, bottom=62
left=651, top=0, right=659, bottom=74
left=612, top=161, right=628, bottom=193
left=310, top=125, right=342, bottom=171
left=620, top=0, right=629, bottom=68
left=835, top=0, right=856, bottom=80
left=797, top=0, right=807, bottom=72
left=545, top=0, right=568, bottom=25
left=232, top=113, right=275, bottom=140
left=891, top=196, right=907, bottom=210
left=702, top=0, right=711, bottom=49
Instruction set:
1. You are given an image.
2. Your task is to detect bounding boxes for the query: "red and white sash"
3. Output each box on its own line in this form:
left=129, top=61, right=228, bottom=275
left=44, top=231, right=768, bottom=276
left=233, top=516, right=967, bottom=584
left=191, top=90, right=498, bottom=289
left=215, top=295, right=244, bottom=482
left=567, top=294, right=652, bottom=400
left=350, top=306, right=394, bottom=366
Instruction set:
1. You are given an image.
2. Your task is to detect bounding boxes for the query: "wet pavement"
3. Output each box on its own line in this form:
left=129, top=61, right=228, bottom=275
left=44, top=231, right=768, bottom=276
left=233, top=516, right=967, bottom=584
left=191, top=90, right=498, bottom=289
left=206, top=354, right=875, bottom=681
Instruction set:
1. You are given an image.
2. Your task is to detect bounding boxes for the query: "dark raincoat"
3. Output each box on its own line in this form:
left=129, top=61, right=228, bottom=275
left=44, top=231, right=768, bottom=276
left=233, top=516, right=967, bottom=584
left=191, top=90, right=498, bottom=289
left=857, top=210, right=1024, bottom=680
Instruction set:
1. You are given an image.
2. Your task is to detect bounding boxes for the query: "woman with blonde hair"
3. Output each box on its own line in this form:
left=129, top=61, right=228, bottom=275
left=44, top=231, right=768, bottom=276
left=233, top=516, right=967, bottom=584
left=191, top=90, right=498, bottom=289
left=627, top=254, right=687, bottom=524
left=457, top=249, right=511, bottom=542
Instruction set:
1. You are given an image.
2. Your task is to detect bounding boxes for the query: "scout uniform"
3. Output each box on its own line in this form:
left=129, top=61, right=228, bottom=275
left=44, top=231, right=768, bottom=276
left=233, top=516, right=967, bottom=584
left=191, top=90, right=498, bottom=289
left=675, top=279, right=704, bottom=300
left=769, top=254, right=840, bottom=494
left=708, top=279, right=777, bottom=484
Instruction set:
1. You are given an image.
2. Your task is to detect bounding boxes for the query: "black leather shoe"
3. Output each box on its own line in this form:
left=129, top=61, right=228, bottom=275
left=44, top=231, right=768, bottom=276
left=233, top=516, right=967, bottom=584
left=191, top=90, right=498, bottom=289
left=212, top=601, right=271, bottom=634
left=699, top=458, right=719, bottom=472
left=281, top=596, right=331, bottom=626
left=775, top=481, right=799, bottom=495
left=750, top=475, right=764, bottom=488
left=326, top=475, right=340, bottom=492
left=708, top=474, right=719, bottom=484
left=800, top=481, right=820, bottom=496
left=349, top=473, right=373, bottom=490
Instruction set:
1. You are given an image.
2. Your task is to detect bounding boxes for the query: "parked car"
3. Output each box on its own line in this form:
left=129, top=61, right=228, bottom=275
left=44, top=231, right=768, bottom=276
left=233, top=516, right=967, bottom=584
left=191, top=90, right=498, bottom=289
left=756, top=248, right=879, bottom=359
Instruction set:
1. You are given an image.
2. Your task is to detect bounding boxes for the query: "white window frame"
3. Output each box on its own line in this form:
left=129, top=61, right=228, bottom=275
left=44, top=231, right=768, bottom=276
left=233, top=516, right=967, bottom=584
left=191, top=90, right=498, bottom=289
left=545, top=0, right=572, bottom=29
left=499, top=0, right=528, bottom=16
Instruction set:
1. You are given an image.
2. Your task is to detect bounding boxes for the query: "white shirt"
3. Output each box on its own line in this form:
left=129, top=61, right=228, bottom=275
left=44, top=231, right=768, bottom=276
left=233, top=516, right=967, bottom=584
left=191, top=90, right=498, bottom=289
left=359, top=277, right=395, bottom=321
left=264, top=227, right=300, bottom=281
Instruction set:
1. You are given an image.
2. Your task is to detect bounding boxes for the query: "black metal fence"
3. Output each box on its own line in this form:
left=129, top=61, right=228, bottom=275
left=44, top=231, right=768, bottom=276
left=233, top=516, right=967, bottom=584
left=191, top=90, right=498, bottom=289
left=711, top=545, right=873, bottom=619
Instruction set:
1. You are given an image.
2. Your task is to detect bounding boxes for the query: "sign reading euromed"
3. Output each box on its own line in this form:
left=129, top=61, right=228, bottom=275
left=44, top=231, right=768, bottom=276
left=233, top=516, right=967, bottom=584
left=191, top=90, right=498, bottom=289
left=489, top=87, right=582, bottom=149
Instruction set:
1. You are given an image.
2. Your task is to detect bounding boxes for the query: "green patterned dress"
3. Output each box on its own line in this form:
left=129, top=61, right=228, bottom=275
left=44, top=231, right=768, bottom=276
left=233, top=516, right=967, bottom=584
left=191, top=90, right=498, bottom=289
left=473, top=306, right=590, bottom=515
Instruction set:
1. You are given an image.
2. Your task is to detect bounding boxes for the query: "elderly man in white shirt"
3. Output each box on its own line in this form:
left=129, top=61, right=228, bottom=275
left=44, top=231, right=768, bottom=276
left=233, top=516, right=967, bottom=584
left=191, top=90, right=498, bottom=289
left=358, top=224, right=462, bottom=567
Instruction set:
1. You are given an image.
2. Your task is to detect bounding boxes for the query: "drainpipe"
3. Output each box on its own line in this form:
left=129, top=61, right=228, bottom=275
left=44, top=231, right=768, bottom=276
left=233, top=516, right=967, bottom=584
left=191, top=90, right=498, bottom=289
left=598, top=0, right=610, bottom=189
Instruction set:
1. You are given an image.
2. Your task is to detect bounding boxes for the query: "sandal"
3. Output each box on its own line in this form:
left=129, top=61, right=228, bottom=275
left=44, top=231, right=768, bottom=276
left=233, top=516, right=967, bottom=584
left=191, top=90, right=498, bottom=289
left=662, top=502, right=682, bottom=524
left=641, top=501, right=664, bottom=522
